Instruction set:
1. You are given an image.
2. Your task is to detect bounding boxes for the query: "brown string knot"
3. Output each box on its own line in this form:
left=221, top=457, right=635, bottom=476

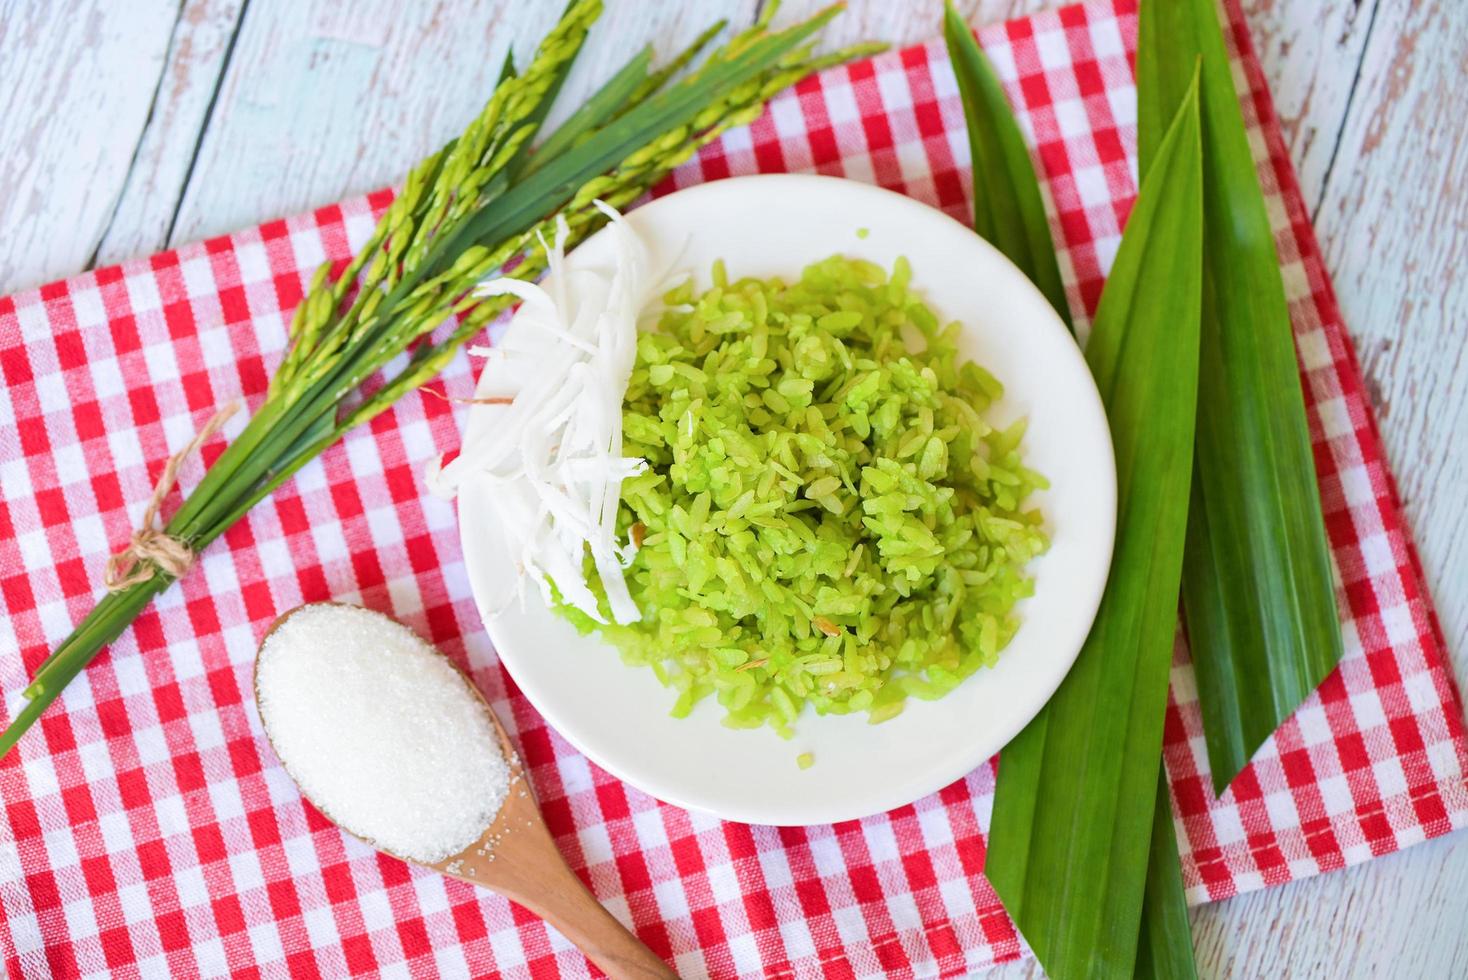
left=104, top=404, right=239, bottom=591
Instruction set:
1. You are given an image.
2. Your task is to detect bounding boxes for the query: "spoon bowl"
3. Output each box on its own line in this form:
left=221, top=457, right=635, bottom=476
left=254, top=602, right=674, bottom=979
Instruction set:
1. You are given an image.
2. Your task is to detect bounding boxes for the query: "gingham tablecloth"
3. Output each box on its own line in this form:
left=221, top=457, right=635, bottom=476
left=2, top=1, right=1465, bottom=976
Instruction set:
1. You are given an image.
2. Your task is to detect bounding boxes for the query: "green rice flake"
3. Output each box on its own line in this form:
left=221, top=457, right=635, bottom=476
left=556, top=254, right=1048, bottom=737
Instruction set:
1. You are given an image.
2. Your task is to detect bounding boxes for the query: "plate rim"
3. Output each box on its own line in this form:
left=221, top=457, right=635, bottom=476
left=458, top=172, right=1115, bottom=825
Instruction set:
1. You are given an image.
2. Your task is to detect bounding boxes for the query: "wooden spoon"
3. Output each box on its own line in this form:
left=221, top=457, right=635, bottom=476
left=254, top=603, right=675, bottom=980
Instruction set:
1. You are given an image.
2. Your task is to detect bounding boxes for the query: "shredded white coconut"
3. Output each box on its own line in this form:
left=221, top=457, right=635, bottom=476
left=256, top=603, right=510, bottom=864
left=429, top=202, right=665, bottom=625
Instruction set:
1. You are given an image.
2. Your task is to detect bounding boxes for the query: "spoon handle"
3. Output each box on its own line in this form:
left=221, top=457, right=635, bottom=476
left=463, top=786, right=675, bottom=979
left=507, top=859, right=676, bottom=979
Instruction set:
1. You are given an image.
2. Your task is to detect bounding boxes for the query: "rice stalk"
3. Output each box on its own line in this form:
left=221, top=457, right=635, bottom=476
left=2, top=3, right=879, bottom=758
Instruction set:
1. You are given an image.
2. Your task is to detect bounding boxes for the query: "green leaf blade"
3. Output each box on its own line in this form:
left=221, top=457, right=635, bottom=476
left=1136, top=765, right=1200, bottom=980
left=1138, top=0, right=1344, bottom=793
left=987, top=76, right=1204, bottom=979
left=522, top=45, right=655, bottom=176
left=942, top=2, right=1071, bottom=331
left=433, top=5, right=844, bottom=272
left=628, top=19, right=728, bottom=106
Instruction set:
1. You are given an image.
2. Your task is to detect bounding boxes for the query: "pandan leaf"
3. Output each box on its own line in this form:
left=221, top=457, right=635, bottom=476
left=1135, top=764, right=1200, bottom=980
left=1138, top=0, right=1344, bottom=794
left=942, top=1, right=1071, bottom=331
left=986, top=71, right=1203, bottom=979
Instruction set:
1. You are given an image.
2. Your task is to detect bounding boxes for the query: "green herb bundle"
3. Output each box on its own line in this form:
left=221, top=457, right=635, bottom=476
left=0, top=1, right=881, bottom=758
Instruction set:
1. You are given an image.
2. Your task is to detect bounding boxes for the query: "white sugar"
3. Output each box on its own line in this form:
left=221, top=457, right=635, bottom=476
left=256, top=603, right=510, bottom=864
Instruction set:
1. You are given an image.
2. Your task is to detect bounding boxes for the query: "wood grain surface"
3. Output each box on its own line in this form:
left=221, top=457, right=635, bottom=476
left=1, top=0, right=1463, bottom=976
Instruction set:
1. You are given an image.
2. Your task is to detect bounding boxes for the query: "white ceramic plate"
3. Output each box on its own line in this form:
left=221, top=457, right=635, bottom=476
left=458, top=174, right=1115, bottom=826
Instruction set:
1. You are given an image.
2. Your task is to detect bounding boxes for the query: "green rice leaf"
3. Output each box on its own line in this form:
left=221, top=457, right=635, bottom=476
left=522, top=45, right=655, bottom=175
left=986, top=72, right=1203, bottom=979
left=1139, top=0, right=1344, bottom=794
left=1135, top=765, right=1200, bottom=980
left=499, top=17, right=591, bottom=182
left=628, top=20, right=728, bottom=106
left=942, top=1, right=1071, bottom=331
left=430, top=5, right=843, bottom=273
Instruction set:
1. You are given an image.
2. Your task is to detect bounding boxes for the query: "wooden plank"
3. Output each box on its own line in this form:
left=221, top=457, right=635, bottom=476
left=1240, top=0, right=1378, bottom=211
left=162, top=0, right=765, bottom=248
left=1309, top=0, right=1468, bottom=669
left=0, top=0, right=180, bottom=292
left=0, top=0, right=1057, bottom=288
left=778, top=0, right=1055, bottom=48
left=1190, top=832, right=1468, bottom=979
left=154, top=0, right=1051, bottom=242
left=91, top=0, right=247, bottom=269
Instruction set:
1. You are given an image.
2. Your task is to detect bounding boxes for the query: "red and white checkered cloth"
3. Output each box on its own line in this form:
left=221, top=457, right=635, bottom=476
left=2, top=0, right=1464, bottom=976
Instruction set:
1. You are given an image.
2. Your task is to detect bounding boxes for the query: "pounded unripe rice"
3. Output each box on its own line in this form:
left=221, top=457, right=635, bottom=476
left=559, top=255, right=1048, bottom=736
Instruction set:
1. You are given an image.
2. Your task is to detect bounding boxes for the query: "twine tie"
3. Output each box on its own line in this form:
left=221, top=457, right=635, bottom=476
left=104, top=404, right=239, bottom=591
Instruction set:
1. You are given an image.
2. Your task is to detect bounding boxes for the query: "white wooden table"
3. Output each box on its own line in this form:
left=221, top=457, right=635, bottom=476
left=1, top=1, right=1463, bottom=976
